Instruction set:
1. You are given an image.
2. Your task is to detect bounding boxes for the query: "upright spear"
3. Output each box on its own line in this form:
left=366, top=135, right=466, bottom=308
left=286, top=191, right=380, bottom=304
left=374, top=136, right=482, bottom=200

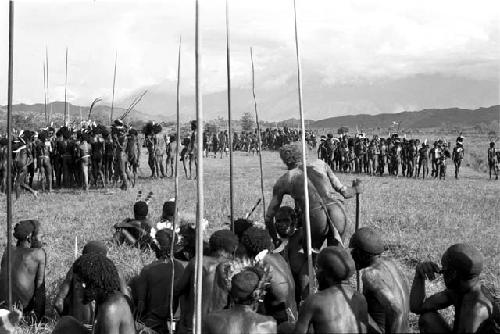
left=64, top=47, right=68, bottom=125
left=110, top=51, right=117, bottom=124
left=43, top=60, right=47, bottom=124
left=6, top=0, right=15, bottom=311
left=169, top=36, right=182, bottom=334
left=226, top=0, right=234, bottom=230
left=250, top=47, right=266, bottom=221
left=193, top=0, right=204, bottom=332
left=293, top=0, right=314, bottom=295
left=46, top=46, right=50, bottom=123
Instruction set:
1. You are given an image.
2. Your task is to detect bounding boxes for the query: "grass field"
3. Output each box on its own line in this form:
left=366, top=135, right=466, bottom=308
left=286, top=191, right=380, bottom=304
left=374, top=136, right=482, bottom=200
left=0, top=145, right=498, bottom=333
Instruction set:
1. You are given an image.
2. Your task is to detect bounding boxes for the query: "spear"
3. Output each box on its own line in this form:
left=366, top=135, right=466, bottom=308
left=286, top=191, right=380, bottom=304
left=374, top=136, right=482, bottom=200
left=226, top=0, right=235, bottom=230
left=46, top=46, right=50, bottom=123
left=193, top=0, right=204, bottom=332
left=88, top=97, right=102, bottom=121
left=250, top=47, right=266, bottom=221
left=43, top=60, right=47, bottom=124
left=293, top=0, right=314, bottom=295
left=110, top=51, right=117, bottom=124
left=64, top=47, right=68, bottom=125
left=6, top=0, right=15, bottom=311
left=168, top=36, right=182, bottom=334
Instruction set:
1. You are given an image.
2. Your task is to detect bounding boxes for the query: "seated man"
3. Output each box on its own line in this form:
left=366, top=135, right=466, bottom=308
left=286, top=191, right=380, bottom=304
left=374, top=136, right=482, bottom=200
left=0, top=220, right=46, bottom=319
left=174, top=229, right=239, bottom=334
left=350, top=227, right=410, bottom=333
left=410, top=243, right=496, bottom=334
left=240, top=226, right=298, bottom=324
left=53, top=253, right=135, bottom=334
left=136, top=229, right=185, bottom=334
left=205, top=267, right=277, bottom=334
left=294, top=246, right=370, bottom=333
left=113, top=192, right=155, bottom=249
left=53, top=241, right=129, bottom=325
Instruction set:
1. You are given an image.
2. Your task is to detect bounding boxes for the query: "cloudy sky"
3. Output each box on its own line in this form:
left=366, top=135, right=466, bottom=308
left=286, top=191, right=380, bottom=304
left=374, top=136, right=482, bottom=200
left=0, top=0, right=499, bottom=119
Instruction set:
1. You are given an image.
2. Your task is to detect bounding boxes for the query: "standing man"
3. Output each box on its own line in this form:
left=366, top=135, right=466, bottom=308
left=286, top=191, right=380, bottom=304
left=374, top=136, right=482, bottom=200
left=418, top=141, right=429, bottom=179
left=430, top=141, right=441, bottom=178
left=488, top=141, right=499, bottom=180
left=452, top=138, right=464, bottom=179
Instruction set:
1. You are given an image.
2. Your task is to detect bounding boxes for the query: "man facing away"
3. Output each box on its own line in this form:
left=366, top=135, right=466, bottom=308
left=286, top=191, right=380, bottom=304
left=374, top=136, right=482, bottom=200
left=350, top=227, right=410, bottom=333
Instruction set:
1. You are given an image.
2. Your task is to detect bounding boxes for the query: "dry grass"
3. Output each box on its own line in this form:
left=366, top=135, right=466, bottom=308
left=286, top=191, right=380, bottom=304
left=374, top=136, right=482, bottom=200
left=0, top=140, right=498, bottom=333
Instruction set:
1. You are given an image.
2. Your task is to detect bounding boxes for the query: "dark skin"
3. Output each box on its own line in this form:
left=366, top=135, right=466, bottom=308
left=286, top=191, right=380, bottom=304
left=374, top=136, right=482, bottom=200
left=266, top=158, right=361, bottom=250
left=294, top=273, right=369, bottom=334
left=352, top=250, right=410, bottom=333
left=0, top=233, right=45, bottom=317
left=205, top=304, right=277, bottom=334
left=410, top=261, right=492, bottom=333
left=135, top=256, right=185, bottom=328
left=92, top=291, right=135, bottom=334
left=174, top=250, right=233, bottom=334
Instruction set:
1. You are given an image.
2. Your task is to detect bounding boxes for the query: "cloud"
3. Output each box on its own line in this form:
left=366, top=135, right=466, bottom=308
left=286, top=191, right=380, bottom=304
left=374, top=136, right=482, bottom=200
left=0, top=0, right=498, bottom=108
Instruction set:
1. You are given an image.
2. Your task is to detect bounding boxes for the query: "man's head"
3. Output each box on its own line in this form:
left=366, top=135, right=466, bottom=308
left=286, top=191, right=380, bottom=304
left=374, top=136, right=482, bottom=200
left=240, top=227, right=272, bottom=258
left=491, top=142, right=495, bottom=148
left=133, top=201, right=149, bottom=220
left=209, top=230, right=239, bottom=257
left=82, top=241, right=108, bottom=256
left=190, top=120, right=197, bottom=131
left=230, top=269, right=260, bottom=305
left=154, top=229, right=176, bottom=259
left=233, top=219, right=254, bottom=239
left=73, top=253, right=121, bottom=304
left=349, top=227, right=384, bottom=270
left=275, top=206, right=296, bottom=238
left=317, top=246, right=355, bottom=289
left=279, top=143, right=302, bottom=169
left=13, top=220, right=41, bottom=247
left=162, top=200, right=176, bottom=221
left=441, top=243, right=483, bottom=291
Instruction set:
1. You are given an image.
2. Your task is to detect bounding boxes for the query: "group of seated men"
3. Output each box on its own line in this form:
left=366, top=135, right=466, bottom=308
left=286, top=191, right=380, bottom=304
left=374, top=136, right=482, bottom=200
left=0, top=195, right=498, bottom=334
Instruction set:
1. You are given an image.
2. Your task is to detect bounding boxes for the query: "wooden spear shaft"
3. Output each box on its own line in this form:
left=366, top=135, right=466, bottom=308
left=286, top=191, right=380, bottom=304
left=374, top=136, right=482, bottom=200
left=110, top=51, right=117, bottom=124
left=293, top=0, right=314, bottom=295
left=6, top=0, right=14, bottom=311
left=194, top=0, right=204, bottom=332
left=250, top=47, right=266, bottom=221
left=46, top=46, right=50, bottom=123
left=43, top=61, right=47, bottom=124
left=226, top=0, right=235, bottom=230
left=168, top=36, right=182, bottom=334
left=64, top=47, right=68, bottom=125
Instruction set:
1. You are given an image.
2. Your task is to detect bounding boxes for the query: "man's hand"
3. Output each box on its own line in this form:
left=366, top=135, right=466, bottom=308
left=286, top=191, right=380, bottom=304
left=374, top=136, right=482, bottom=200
left=54, top=298, right=64, bottom=315
left=416, top=261, right=440, bottom=280
left=352, top=179, right=363, bottom=194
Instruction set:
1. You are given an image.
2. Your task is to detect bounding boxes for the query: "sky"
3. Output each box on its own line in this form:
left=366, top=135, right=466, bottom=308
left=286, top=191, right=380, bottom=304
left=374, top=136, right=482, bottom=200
left=0, top=0, right=499, bottom=118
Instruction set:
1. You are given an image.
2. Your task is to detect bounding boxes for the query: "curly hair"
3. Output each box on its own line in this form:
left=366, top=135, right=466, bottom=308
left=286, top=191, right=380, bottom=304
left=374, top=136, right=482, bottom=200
left=240, top=227, right=272, bottom=258
left=209, top=230, right=239, bottom=255
left=73, top=253, right=121, bottom=298
left=279, top=144, right=302, bottom=167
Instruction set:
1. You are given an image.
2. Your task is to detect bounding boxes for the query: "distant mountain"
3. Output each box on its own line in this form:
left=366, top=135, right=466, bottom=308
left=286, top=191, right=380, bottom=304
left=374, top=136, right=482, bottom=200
left=308, top=105, right=500, bottom=130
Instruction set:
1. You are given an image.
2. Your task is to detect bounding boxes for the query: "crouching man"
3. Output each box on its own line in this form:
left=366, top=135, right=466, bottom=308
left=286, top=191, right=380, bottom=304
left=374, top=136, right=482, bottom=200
left=410, top=243, right=496, bottom=333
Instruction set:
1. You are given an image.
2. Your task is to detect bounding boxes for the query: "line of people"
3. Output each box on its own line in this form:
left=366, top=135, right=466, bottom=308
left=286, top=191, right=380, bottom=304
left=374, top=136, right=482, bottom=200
left=317, top=134, right=467, bottom=180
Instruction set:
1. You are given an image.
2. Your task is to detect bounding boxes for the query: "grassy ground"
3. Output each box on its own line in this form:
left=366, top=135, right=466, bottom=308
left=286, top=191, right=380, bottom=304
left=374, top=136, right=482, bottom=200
left=0, top=147, right=498, bottom=333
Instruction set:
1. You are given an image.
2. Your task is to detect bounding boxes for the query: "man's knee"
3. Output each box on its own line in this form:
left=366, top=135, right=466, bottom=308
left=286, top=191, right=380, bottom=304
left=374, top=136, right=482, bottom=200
left=418, top=311, right=450, bottom=333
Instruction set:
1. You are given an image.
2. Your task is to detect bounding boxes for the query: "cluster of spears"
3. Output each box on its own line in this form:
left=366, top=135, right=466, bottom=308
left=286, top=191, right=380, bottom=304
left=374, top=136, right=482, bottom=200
left=1, top=1, right=499, bottom=334
left=317, top=133, right=467, bottom=180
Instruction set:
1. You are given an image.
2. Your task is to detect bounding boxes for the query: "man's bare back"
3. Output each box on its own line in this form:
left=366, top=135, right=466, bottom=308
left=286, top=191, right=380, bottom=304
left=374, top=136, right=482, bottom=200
left=205, top=305, right=276, bottom=334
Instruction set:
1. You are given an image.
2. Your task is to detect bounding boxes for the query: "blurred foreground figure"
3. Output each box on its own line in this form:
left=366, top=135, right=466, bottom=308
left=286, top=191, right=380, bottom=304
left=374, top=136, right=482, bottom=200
left=293, top=246, right=369, bottom=333
left=350, top=227, right=410, bottom=333
left=53, top=241, right=129, bottom=326
left=410, top=243, right=498, bottom=333
left=265, top=143, right=361, bottom=251
left=135, top=229, right=185, bottom=334
left=53, top=253, right=135, bottom=334
left=0, top=308, right=22, bottom=333
left=0, top=220, right=45, bottom=319
left=204, top=267, right=277, bottom=334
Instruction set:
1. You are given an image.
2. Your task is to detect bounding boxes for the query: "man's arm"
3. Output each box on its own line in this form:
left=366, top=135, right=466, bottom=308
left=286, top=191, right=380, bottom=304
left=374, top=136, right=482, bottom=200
left=54, top=267, right=73, bottom=315
left=35, top=249, right=46, bottom=289
left=456, top=299, right=490, bottom=334
left=294, top=297, right=315, bottom=334
left=265, top=180, right=286, bottom=245
left=135, top=270, right=148, bottom=315
left=410, top=262, right=452, bottom=314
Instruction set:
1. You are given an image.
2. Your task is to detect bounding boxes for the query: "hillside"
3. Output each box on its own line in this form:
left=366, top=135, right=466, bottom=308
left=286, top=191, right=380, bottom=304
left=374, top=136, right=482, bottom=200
left=309, top=105, right=500, bottom=131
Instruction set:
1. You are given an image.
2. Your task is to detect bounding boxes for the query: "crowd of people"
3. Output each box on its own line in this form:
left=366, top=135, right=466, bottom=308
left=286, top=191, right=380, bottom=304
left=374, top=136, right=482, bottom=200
left=316, top=134, right=470, bottom=180
left=0, top=143, right=497, bottom=334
